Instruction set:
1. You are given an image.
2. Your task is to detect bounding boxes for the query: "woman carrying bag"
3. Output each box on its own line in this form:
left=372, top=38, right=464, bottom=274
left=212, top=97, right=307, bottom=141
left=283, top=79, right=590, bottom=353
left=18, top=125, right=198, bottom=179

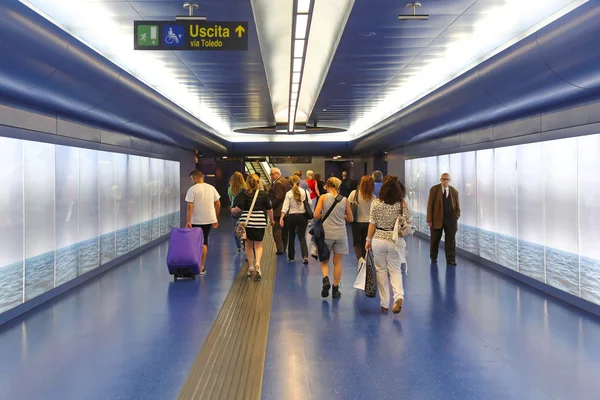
left=280, top=175, right=312, bottom=264
left=228, top=171, right=247, bottom=253
left=232, top=174, right=274, bottom=280
left=365, top=177, right=408, bottom=314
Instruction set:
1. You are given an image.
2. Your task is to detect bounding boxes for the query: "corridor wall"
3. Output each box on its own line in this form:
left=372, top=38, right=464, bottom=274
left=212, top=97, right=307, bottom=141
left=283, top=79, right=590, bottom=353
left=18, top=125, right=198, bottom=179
left=0, top=136, right=180, bottom=314
left=405, top=134, right=600, bottom=306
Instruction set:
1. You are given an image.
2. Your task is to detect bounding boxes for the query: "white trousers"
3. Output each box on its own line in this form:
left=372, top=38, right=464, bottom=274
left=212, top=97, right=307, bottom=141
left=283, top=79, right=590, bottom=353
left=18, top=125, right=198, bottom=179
left=371, top=238, right=404, bottom=308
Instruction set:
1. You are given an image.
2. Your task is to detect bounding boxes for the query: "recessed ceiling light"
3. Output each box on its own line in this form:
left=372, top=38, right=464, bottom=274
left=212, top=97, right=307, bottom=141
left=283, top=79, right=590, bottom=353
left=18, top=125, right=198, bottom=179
left=358, top=32, right=376, bottom=37
left=323, top=109, right=327, bottom=111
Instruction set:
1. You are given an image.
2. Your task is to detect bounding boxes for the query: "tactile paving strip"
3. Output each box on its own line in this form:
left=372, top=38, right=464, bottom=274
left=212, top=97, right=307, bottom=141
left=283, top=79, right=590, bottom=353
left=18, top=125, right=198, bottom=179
left=178, top=229, right=277, bottom=400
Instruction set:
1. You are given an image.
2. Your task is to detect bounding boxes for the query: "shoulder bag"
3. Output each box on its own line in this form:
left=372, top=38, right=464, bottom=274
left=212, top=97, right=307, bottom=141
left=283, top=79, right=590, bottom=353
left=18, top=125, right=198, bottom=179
left=235, top=190, right=260, bottom=240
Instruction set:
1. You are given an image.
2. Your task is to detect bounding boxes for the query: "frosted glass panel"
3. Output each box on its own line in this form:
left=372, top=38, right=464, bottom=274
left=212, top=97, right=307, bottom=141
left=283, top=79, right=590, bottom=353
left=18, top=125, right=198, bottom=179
left=494, top=147, right=517, bottom=270
left=55, top=146, right=80, bottom=286
left=140, top=157, right=152, bottom=245
left=544, top=138, right=579, bottom=296
left=461, top=152, right=478, bottom=254
left=0, top=138, right=180, bottom=316
left=418, top=158, right=428, bottom=234
left=150, top=159, right=162, bottom=240
left=79, top=149, right=99, bottom=274
left=517, top=143, right=544, bottom=282
left=24, top=142, right=55, bottom=301
left=0, top=138, right=24, bottom=313
left=128, top=156, right=142, bottom=251
left=579, top=135, right=600, bottom=304
left=115, top=154, right=129, bottom=257
left=476, top=149, right=495, bottom=262
left=99, top=152, right=116, bottom=265
left=449, top=154, right=463, bottom=249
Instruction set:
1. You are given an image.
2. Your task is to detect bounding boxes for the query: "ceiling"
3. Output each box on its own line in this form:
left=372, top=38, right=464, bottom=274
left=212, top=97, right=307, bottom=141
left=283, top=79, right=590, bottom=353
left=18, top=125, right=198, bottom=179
left=2, top=0, right=599, bottom=155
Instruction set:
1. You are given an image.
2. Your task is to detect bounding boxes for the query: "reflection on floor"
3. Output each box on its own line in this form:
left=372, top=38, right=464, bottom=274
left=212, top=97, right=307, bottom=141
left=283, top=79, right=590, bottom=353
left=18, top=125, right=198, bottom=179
left=1, top=217, right=600, bottom=400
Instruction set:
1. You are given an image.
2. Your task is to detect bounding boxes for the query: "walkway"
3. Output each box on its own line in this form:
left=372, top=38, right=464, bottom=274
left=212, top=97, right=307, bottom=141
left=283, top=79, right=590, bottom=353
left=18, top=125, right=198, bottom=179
left=1, top=217, right=599, bottom=399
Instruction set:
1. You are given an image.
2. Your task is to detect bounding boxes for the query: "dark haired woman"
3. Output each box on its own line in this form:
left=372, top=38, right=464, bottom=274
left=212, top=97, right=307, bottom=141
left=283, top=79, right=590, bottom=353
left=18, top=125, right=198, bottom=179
left=365, top=177, right=408, bottom=313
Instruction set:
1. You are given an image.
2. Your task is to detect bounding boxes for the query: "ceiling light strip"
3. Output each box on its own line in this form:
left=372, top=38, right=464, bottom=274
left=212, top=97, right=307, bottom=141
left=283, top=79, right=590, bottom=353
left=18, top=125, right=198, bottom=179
left=288, top=0, right=315, bottom=133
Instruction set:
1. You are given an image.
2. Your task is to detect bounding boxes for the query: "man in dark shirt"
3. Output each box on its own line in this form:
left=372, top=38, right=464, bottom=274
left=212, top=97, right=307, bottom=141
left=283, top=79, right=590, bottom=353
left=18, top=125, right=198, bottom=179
left=340, top=170, right=352, bottom=198
left=269, top=168, right=291, bottom=254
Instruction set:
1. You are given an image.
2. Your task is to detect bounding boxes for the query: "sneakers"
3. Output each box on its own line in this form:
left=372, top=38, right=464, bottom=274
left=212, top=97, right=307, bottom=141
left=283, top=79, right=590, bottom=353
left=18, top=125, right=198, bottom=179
left=321, top=276, right=331, bottom=298
left=254, top=268, right=262, bottom=281
left=392, top=298, right=403, bottom=314
left=332, top=285, right=341, bottom=299
left=200, top=269, right=207, bottom=276
left=236, top=248, right=241, bottom=254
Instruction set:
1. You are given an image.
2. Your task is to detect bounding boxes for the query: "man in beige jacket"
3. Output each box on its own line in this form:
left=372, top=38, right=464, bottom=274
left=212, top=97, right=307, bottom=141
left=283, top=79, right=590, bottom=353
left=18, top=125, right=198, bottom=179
left=426, top=173, right=460, bottom=265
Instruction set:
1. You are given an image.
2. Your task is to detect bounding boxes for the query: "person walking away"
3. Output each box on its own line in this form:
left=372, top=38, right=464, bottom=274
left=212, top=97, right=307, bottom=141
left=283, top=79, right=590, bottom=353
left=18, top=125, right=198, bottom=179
left=427, top=173, right=460, bottom=266
left=340, top=171, right=352, bottom=198
left=313, top=173, right=326, bottom=199
left=295, top=170, right=310, bottom=191
left=269, top=168, right=290, bottom=255
left=365, top=178, right=407, bottom=313
left=233, top=174, right=274, bottom=280
left=306, top=170, right=318, bottom=209
left=227, top=171, right=246, bottom=253
left=280, top=175, right=310, bottom=264
left=185, top=170, right=221, bottom=275
left=313, top=177, right=353, bottom=298
left=349, top=175, right=376, bottom=259
left=372, top=170, right=384, bottom=197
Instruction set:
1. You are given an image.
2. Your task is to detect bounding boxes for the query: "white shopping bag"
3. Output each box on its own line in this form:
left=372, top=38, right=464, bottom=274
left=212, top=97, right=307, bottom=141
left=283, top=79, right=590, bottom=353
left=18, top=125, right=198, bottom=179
left=353, top=256, right=367, bottom=290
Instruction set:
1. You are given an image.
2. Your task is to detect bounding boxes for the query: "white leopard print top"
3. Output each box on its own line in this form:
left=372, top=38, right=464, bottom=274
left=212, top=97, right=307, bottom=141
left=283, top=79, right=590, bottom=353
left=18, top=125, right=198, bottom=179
left=369, top=200, right=403, bottom=242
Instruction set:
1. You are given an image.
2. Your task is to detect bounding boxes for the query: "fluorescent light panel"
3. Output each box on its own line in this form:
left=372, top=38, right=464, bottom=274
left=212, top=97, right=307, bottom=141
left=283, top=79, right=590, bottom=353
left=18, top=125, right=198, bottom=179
left=295, top=14, right=309, bottom=39
left=297, top=0, right=311, bottom=13
left=293, top=58, right=303, bottom=72
left=294, top=40, right=305, bottom=58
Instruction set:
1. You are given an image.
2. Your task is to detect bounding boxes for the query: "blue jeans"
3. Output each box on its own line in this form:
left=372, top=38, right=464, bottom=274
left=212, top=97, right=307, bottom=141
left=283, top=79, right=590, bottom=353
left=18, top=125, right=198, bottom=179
left=232, top=216, right=241, bottom=249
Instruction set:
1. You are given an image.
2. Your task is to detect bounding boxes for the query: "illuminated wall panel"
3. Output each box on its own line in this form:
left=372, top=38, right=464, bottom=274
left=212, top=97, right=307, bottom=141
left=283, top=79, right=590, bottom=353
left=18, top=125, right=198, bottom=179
left=406, top=132, right=600, bottom=306
left=0, top=138, right=179, bottom=316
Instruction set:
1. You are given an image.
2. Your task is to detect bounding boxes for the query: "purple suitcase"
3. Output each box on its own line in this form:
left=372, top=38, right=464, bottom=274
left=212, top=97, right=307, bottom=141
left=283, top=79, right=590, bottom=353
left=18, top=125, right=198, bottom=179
left=166, top=228, right=204, bottom=280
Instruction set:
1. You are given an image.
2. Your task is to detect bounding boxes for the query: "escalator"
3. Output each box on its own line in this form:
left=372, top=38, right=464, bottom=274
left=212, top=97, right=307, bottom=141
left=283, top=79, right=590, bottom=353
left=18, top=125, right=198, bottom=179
left=244, top=159, right=272, bottom=188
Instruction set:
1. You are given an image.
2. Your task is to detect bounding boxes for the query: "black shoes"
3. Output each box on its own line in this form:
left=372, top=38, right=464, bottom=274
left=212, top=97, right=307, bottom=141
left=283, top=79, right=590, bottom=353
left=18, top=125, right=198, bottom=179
left=332, top=285, right=341, bottom=299
left=321, top=276, right=331, bottom=298
left=276, top=251, right=285, bottom=256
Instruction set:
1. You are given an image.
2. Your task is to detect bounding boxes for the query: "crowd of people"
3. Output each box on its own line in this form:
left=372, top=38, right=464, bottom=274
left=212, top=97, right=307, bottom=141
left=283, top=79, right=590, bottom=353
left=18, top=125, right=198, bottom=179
left=184, top=166, right=461, bottom=314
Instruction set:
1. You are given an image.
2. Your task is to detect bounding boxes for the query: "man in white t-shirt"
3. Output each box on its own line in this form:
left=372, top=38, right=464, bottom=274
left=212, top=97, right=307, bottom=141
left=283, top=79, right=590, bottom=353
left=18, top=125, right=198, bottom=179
left=185, top=170, right=221, bottom=275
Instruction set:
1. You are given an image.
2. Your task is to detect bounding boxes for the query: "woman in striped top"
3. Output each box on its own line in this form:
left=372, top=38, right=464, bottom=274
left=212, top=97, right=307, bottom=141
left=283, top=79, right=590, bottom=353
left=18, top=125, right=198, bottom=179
left=233, top=174, right=274, bottom=280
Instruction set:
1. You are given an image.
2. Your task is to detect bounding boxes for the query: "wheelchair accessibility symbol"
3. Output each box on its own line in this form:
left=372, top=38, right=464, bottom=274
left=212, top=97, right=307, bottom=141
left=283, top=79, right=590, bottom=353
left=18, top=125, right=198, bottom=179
left=164, top=26, right=184, bottom=46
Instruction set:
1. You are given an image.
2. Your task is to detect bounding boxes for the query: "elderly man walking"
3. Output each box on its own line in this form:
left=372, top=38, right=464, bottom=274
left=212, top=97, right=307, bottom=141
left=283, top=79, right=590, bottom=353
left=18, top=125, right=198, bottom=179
left=269, top=168, right=291, bottom=255
left=426, top=173, right=461, bottom=266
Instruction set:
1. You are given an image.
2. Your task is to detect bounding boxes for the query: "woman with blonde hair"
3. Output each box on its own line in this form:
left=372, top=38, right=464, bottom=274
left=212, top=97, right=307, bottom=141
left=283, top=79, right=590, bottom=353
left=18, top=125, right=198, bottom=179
left=349, top=176, right=376, bottom=259
left=280, top=175, right=311, bottom=264
left=306, top=170, right=318, bottom=209
left=232, top=174, right=274, bottom=280
left=228, top=171, right=247, bottom=253
left=314, top=177, right=353, bottom=298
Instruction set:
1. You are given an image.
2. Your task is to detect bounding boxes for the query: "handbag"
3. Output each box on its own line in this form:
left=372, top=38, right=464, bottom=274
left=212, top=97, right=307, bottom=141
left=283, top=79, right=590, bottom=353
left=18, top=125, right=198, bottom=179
left=393, top=204, right=416, bottom=243
left=353, top=255, right=367, bottom=290
left=349, top=190, right=359, bottom=222
left=235, top=189, right=260, bottom=240
left=364, top=250, right=377, bottom=298
left=303, top=189, right=314, bottom=219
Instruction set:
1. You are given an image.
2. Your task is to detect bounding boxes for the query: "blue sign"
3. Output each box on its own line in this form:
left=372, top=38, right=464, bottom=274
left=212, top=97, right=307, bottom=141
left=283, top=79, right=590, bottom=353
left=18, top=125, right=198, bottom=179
left=163, top=25, right=184, bottom=46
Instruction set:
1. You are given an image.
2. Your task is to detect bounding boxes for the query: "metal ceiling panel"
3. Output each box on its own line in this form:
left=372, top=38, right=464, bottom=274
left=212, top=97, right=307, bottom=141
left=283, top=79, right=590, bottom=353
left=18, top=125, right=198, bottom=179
left=311, top=0, right=585, bottom=137
left=350, top=0, right=600, bottom=153
left=20, top=0, right=274, bottom=139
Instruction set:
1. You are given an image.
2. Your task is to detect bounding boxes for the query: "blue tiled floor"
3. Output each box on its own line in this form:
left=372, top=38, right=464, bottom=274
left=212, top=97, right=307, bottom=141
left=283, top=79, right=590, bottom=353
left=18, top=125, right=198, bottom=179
left=0, top=221, right=244, bottom=400
left=262, top=232, right=600, bottom=400
left=2, top=221, right=600, bottom=400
